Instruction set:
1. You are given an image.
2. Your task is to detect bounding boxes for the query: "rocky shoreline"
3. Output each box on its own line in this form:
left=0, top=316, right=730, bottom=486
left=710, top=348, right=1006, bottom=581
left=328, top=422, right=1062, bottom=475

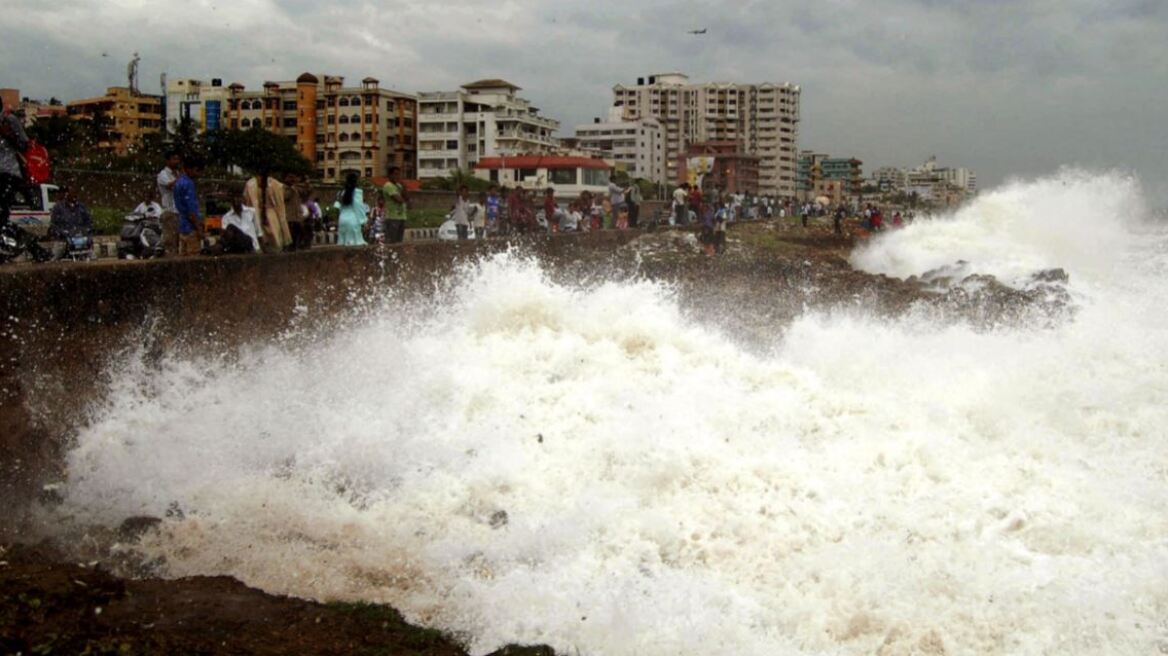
left=1, top=218, right=1073, bottom=655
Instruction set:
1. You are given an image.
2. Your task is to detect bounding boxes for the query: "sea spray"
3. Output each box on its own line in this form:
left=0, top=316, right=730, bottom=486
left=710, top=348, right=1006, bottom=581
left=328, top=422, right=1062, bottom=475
left=60, top=172, right=1168, bottom=655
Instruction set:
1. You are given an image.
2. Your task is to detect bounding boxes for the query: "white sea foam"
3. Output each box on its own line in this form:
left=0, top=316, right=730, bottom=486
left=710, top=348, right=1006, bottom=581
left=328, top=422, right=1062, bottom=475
left=60, top=171, right=1168, bottom=654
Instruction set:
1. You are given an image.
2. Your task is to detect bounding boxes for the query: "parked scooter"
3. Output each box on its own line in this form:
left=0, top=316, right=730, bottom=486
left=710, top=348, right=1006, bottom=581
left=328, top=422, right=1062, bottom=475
left=117, top=211, right=164, bottom=259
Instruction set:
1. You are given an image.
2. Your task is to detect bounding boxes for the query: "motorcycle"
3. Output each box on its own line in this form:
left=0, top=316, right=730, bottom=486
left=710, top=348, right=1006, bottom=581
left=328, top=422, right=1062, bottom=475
left=55, top=229, right=95, bottom=261
left=117, top=212, right=164, bottom=259
left=0, top=222, right=52, bottom=264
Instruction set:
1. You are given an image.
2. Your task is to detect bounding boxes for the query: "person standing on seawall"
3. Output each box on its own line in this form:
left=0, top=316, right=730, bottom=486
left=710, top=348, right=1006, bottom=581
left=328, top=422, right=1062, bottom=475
left=0, top=99, right=29, bottom=227
left=155, top=150, right=181, bottom=256
left=334, top=173, right=367, bottom=247
left=624, top=180, right=642, bottom=228
left=283, top=171, right=312, bottom=251
left=173, top=156, right=205, bottom=256
left=672, top=182, right=689, bottom=226
left=244, top=167, right=290, bottom=253
left=472, top=191, right=487, bottom=239
left=451, top=185, right=471, bottom=240
left=485, top=185, right=501, bottom=236
left=381, top=166, right=408, bottom=244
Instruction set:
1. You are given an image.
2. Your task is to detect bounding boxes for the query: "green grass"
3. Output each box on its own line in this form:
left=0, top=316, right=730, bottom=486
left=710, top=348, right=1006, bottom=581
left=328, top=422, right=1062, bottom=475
left=408, top=208, right=449, bottom=229
left=91, top=207, right=125, bottom=236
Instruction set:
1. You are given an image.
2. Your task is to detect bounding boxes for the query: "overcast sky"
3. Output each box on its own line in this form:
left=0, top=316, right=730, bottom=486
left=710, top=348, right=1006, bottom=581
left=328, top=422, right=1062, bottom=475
left=2, top=0, right=1165, bottom=202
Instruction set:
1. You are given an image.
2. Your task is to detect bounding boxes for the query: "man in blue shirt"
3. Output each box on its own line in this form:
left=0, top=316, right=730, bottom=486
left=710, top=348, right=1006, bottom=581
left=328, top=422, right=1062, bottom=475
left=173, top=157, right=204, bottom=256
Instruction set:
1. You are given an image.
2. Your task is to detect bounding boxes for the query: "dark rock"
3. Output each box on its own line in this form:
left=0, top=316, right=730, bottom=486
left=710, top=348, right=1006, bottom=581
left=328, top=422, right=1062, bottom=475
left=118, top=516, right=162, bottom=540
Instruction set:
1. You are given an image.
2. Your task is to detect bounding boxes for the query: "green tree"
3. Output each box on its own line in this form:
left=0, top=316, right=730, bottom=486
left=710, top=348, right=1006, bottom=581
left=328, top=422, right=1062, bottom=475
left=206, top=127, right=313, bottom=177
left=420, top=169, right=490, bottom=192
left=27, top=115, right=85, bottom=160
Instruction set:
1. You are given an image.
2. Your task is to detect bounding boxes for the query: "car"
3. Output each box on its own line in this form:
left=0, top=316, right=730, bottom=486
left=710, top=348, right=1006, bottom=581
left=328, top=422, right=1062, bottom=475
left=437, top=213, right=476, bottom=241
left=8, top=184, right=61, bottom=236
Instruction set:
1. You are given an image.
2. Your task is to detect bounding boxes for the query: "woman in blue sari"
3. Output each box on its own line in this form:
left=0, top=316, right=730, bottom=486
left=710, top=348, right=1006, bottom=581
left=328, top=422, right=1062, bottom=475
left=334, top=173, right=367, bottom=246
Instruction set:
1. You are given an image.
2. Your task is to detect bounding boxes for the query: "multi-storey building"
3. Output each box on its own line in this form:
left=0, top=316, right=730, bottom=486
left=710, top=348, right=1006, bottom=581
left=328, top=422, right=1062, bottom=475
left=611, top=73, right=800, bottom=197
left=680, top=141, right=760, bottom=195
left=797, top=151, right=863, bottom=200
left=416, top=79, right=560, bottom=179
left=223, top=73, right=417, bottom=181
left=165, top=78, right=232, bottom=133
left=872, top=166, right=907, bottom=192
left=573, top=109, right=665, bottom=184
left=66, top=87, right=163, bottom=154
left=905, top=157, right=977, bottom=196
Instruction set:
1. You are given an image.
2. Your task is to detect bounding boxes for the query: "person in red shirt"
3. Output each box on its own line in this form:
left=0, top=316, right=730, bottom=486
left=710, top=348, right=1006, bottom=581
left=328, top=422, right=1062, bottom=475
left=688, top=185, right=703, bottom=222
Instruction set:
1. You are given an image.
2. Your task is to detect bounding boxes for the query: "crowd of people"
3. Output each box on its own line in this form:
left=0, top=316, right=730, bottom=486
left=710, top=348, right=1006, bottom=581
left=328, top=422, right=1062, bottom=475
left=4, top=104, right=913, bottom=263
left=157, top=151, right=338, bottom=256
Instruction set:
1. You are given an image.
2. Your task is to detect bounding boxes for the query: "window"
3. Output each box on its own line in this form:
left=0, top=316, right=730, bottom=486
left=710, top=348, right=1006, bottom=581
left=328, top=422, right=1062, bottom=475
left=241, top=118, right=251, bottom=128
left=339, top=98, right=351, bottom=107
left=283, top=101, right=296, bottom=111
left=364, top=115, right=373, bottom=124
left=284, top=118, right=297, bottom=128
left=327, top=167, right=335, bottom=177
left=339, top=115, right=349, bottom=124
left=550, top=168, right=576, bottom=185
left=518, top=168, right=538, bottom=180
left=582, top=168, right=609, bottom=186
left=446, top=140, right=458, bottom=150
left=364, top=132, right=372, bottom=141
left=365, top=168, right=373, bottom=178
left=365, top=150, right=373, bottom=159
left=339, top=133, right=349, bottom=142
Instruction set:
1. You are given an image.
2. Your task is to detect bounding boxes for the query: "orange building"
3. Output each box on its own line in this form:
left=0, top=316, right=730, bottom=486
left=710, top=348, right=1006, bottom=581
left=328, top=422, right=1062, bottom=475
left=224, top=73, right=417, bottom=182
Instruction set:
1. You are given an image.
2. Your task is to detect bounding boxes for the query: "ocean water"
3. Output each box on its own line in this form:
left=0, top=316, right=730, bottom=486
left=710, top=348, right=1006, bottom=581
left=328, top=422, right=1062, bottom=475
left=60, top=170, right=1168, bottom=655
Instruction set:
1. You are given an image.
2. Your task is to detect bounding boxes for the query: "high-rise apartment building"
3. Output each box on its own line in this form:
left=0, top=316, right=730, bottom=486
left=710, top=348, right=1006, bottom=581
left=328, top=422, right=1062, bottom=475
left=416, top=80, right=560, bottom=179
left=223, top=73, right=417, bottom=181
left=611, top=73, right=800, bottom=197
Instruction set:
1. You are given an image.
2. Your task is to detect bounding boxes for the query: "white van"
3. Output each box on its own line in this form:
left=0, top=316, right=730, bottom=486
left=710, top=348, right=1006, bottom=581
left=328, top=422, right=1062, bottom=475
left=8, top=184, right=60, bottom=236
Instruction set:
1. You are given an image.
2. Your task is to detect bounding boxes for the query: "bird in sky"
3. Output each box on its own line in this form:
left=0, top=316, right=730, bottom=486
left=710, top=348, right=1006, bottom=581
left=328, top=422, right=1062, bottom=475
left=688, top=28, right=707, bottom=35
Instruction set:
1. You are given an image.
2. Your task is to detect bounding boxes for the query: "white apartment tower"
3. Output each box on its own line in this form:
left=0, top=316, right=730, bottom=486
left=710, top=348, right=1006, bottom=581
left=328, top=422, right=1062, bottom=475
left=416, top=79, right=560, bottom=179
left=612, top=73, right=801, bottom=197
left=573, top=107, right=666, bottom=184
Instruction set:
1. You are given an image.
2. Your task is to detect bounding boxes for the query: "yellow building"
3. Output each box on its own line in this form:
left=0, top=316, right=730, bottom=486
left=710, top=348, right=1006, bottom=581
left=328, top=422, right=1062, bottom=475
left=67, top=87, right=163, bottom=154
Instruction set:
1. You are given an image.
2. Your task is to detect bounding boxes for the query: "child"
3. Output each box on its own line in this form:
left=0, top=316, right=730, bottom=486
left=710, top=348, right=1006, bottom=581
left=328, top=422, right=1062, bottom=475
left=473, top=192, right=487, bottom=239
left=368, top=196, right=387, bottom=244
left=485, top=186, right=501, bottom=236
left=713, top=203, right=728, bottom=254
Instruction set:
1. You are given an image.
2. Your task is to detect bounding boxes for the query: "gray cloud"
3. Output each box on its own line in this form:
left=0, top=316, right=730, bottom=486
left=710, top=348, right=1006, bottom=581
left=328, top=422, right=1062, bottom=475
left=1, top=0, right=1165, bottom=202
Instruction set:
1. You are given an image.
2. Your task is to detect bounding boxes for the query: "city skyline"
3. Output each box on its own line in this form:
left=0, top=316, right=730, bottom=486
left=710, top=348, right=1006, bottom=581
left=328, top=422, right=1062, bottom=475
left=2, top=0, right=1165, bottom=203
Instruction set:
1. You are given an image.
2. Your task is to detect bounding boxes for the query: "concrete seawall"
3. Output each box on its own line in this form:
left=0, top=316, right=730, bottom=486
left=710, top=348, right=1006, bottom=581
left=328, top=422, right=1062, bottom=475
left=0, top=231, right=641, bottom=537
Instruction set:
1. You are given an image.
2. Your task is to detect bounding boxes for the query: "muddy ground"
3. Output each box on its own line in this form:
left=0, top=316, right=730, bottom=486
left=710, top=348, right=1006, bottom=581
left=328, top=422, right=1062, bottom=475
left=1, top=217, right=1069, bottom=655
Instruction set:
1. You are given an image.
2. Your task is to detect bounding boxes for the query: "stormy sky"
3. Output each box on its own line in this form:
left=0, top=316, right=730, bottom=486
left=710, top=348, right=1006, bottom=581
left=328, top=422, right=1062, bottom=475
left=2, top=0, right=1165, bottom=202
